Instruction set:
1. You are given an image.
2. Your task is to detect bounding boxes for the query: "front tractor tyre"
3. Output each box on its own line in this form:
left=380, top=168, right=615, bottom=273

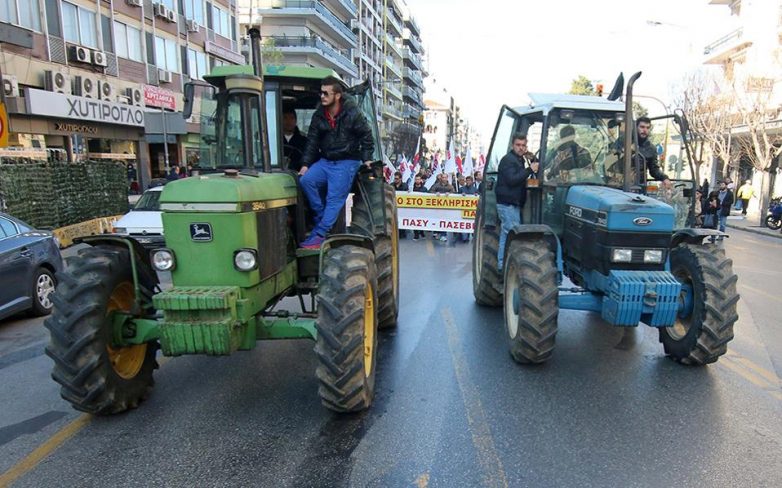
left=44, top=246, right=159, bottom=414
left=315, top=245, right=380, bottom=413
left=660, top=244, right=739, bottom=365
left=472, top=212, right=502, bottom=306
left=503, top=239, right=559, bottom=364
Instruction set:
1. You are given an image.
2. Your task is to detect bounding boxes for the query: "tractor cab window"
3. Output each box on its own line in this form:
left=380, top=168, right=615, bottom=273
left=542, top=109, right=625, bottom=188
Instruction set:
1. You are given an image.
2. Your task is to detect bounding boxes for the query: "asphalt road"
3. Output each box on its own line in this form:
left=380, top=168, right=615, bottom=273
left=0, top=231, right=780, bottom=487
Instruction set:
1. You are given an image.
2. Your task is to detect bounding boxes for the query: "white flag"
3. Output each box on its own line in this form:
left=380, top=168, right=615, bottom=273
left=424, top=171, right=438, bottom=190
left=463, top=147, right=474, bottom=177
left=443, top=139, right=457, bottom=175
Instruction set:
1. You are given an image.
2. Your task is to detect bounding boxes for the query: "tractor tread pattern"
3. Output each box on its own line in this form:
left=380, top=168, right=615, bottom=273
left=314, top=246, right=378, bottom=413
left=662, top=244, right=739, bottom=365
left=44, top=246, right=159, bottom=415
left=505, top=239, right=559, bottom=364
left=473, top=213, right=502, bottom=307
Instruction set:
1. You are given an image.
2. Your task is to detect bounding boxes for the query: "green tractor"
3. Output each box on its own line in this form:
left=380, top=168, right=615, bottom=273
left=44, top=30, right=399, bottom=414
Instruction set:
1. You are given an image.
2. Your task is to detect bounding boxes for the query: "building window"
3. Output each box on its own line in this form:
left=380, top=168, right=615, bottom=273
left=184, top=0, right=203, bottom=25
left=62, top=2, right=97, bottom=48
left=158, top=0, right=175, bottom=10
left=113, top=21, right=142, bottom=62
left=154, top=35, right=178, bottom=72
left=187, top=48, right=207, bottom=80
left=211, top=4, right=229, bottom=38
left=0, top=0, right=42, bottom=31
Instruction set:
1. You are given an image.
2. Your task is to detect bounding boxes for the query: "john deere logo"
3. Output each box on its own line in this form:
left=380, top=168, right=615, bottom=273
left=190, top=223, right=213, bottom=241
left=633, top=217, right=653, bottom=226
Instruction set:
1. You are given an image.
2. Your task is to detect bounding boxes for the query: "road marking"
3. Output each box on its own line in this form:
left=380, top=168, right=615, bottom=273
left=415, top=472, right=430, bottom=488
left=0, top=355, right=172, bottom=487
left=441, top=307, right=508, bottom=488
left=739, top=284, right=782, bottom=304
left=0, top=414, right=91, bottom=488
left=719, top=358, right=781, bottom=401
left=426, top=239, right=435, bottom=257
left=725, top=352, right=780, bottom=386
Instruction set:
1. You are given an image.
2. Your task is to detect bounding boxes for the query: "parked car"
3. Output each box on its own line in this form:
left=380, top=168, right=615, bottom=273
left=112, top=186, right=164, bottom=249
left=0, top=213, right=64, bottom=321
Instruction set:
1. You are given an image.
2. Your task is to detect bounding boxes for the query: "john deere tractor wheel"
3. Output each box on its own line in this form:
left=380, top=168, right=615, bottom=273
left=660, top=244, right=739, bottom=365
left=45, top=246, right=159, bottom=414
left=472, top=211, right=502, bottom=306
left=503, top=239, right=559, bottom=364
left=315, top=245, right=379, bottom=412
left=351, top=183, right=399, bottom=329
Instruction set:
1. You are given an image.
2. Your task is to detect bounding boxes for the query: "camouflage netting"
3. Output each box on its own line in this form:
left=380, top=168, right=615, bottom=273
left=0, top=160, right=129, bottom=229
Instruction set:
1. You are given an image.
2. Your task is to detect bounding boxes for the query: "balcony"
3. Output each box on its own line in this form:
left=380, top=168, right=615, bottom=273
left=269, top=36, right=358, bottom=78
left=385, top=82, right=402, bottom=100
left=382, top=103, right=403, bottom=120
left=402, top=47, right=422, bottom=70
left=403, top=31, right=423, bottom=54
left=385, top=56, right=402, bottom=78
left=385, top=33, right=403, bottom=58
left=324, top=0, right=357, bottom=18
left=403, top=86, right=423, bottom=107
left=385, top=9, right=403, bottom=36
left=404, top=14, right=420, bottom=36
left=403, top=106, right=422, bottom=121
left=703, top=28, right=752, bottom=64
left=404, top=68, right=423, bottom=88
left=253, top=1, right=357, bottom=47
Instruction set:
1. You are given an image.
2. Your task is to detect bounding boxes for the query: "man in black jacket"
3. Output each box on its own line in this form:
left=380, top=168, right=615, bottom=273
left=716, top=179, right=734, bottom=239
left=299, top=76, right=375, bottom=249
left=635, top=117, right=671, bottom=189
left=282, top=106, right=308, bottom=172
left=495, top=133, right=539, bottom=270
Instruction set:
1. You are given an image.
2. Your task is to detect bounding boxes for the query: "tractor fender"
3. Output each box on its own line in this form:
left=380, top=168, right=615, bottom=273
left=506, top=224, right=564, bottom=275
left=319, top=234, right=375, bottom=273
left=671, top=228, right=727, bottom=247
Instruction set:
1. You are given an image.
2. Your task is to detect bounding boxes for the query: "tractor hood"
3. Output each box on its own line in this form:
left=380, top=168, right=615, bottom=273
left=565, top=185, right=674, bottom=233
left=159, top=173, right=298, bottom=212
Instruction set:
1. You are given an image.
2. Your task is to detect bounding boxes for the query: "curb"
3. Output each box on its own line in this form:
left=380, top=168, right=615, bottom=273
left=725, top=223, right=782, bottom=240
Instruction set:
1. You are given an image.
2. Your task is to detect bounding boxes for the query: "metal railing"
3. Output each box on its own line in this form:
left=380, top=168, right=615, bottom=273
left=404, top=15, right=420, bottom=36
left=385, top=10, right=403, bottom=34
left=703, top=28, right=743, bottom=55
left=327, top=0, right=357, bottom=17
left=255, top=1, right=356, bottom=44
left=269, top=36, right=357, bottom=75
left=403, top=47, right=422, bottom=69
left=404, top=33, right=423, bottom=54
left=385, top=82, right=402, bottom=99
left=404, top=68, right=423, bottom=87
left=385, top=33, right=403, bottom=57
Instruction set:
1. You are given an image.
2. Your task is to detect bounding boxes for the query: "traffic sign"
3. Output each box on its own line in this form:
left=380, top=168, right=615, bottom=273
left=0, top=102, right=8, bottom=147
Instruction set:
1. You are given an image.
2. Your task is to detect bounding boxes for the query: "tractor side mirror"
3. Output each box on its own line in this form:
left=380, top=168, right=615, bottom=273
left=183, top=82, right=195, bottom=120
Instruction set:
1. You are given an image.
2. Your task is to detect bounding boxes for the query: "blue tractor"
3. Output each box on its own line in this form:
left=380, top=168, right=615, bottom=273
left=473, top=72, right=739, bottom=365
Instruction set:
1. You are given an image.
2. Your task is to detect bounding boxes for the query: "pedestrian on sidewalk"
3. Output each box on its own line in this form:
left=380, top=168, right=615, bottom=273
left=716, top=180, right=734, bottom=239
left=704, top=191, right=719, bottom=230
left=694, top=189, right=703, bottom=227
left=736, top=179, right=755, bottom=216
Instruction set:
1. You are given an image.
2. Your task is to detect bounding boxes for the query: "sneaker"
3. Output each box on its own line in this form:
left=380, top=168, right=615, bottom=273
left=439, top=235, right=448, bottom=242
left=300, top=234, right=325, bottom=249
left=412, top=236, right=418, bottom=241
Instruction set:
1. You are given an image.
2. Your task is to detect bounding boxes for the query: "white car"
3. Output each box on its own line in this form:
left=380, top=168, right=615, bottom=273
left=113, top=186, right=165, bottom=249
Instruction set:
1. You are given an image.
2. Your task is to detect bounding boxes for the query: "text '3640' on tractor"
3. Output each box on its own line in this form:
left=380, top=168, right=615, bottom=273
left=473, top=72, right=739, bottom=365
left=44, top=29, right=399, bottom=415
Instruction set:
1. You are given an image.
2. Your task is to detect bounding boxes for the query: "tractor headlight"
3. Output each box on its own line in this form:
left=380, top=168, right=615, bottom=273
left=234, top=249, right=258, bottom=271
left=151, top=249, right=175, bottom=271
left=611, top=249, right=633, bottom=263
left=644, top=249, right=664, bottom=263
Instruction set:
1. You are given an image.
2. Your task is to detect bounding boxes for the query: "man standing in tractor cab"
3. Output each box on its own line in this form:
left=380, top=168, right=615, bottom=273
left=635, top=117, right=671, bottom=190
left=495, top=133, right=539, bottom=270
left=298, top=76, right=375, bottom=249
left=547, top=125, right=592, bottom=181
left=282, top=106, right=308, bottom=172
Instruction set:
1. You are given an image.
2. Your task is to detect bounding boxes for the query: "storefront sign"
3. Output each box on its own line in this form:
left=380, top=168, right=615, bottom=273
left=0, top=148, right=48, bottom=159
left=25, top=88, right=145, bottom=127
left=87, top=152, right=137, bottom=160
left=143, top=85, right=177, bottom=110
left=395, top=191, right=478, bottom=233
left=204, top=40, right=246, bottom=65
left=55, top=122, right=98, bottom=134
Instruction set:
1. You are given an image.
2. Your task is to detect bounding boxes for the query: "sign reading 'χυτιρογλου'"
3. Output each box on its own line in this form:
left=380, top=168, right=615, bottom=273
left=25, top=88, right=145, bottom=127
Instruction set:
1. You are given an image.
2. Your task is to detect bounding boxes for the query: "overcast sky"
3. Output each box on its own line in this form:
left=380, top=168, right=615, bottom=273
left=410, top=0, right=737, bottom=149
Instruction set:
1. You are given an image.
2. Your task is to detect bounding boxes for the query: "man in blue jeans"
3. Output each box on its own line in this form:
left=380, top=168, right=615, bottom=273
left=298, top=76, right=375, bottom=249
left=495, top=133, right=539, bottom=270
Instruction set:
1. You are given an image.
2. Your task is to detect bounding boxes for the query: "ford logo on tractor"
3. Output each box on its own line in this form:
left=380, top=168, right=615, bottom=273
left=633, top=217, right=653, bottom=226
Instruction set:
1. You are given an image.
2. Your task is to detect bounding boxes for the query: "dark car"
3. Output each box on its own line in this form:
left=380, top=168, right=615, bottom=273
left=0, top=213, right=64, bottom=321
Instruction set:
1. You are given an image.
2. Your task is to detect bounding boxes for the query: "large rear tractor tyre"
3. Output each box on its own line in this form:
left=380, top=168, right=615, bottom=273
left=503, top=239, right=559, bottom=364
left=44, top=246, right=159, bottom=414
left=472, top=211, right=502, bottom=306
left=315, top=245, right=379, bottom=412
left=351, top=183, right=399, bottom=329
left=660, top=244, right=739, bottom=365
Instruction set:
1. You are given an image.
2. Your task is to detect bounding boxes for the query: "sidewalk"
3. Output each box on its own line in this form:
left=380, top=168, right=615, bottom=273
left=725, top=213, right=782, bottom=240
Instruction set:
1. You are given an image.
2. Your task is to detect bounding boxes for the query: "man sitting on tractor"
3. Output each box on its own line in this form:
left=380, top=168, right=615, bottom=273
left=298, top=76, right=375, bottom=249
left=546, top=125, right=593, bottom=182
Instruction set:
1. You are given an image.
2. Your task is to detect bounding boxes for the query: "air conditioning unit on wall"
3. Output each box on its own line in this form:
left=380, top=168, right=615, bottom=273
left=126, top=87, right=143, bottom=106
left=69, top=45, right=91, bottom=64
left=2, top=75, right=19, bottom=97
left=92, top=51, right=108, bottom=67
left=153, top=3, right=168, bottom=19
left=186, top=20, right=199, bottom=33
left=98, top=81, right=114, bottom=101
left=43, top=71, right=71, bottom=94
left=158, top=69, right=173, bottom=83
left=126, top=0, right=142, bottom=6
left=166, top=10, right=176, bottom=23
left=74, top=76, right=97, bottom=98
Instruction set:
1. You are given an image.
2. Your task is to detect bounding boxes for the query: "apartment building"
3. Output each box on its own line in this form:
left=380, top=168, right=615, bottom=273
left=0, top=0, right=244, bottom=187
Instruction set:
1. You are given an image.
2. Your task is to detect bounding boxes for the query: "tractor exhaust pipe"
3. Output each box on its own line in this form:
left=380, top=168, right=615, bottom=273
left=248, top=27, right=272, bottom=172
left=623, top=71, right=642, bottom=193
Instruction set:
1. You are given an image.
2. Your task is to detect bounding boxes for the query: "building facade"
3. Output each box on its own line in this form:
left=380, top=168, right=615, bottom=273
left=0, top=0, right=244, bottom=188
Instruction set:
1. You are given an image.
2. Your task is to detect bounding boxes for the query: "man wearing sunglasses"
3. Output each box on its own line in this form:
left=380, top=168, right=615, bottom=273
left=298, top=76, right=375, bottom=249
